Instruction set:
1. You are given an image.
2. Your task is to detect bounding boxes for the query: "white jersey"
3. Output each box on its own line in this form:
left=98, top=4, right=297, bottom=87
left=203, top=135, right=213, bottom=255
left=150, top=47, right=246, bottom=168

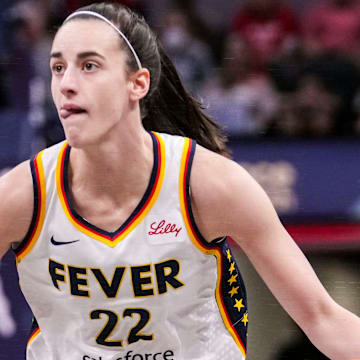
left=14, top=132, right=248, bottom=360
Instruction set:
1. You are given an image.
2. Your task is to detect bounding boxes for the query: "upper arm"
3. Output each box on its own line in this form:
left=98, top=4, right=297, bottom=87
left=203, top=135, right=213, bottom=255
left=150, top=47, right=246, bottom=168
left=0, top=161, right=34, bottom=259
left=190, top=146, right=336, bottom=331
left=189, top=146, right=279, bottom=243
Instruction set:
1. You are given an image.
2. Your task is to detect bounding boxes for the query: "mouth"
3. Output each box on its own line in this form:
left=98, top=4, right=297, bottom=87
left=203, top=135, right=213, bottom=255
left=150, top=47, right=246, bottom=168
left=60, top=106, right=87, bottom=119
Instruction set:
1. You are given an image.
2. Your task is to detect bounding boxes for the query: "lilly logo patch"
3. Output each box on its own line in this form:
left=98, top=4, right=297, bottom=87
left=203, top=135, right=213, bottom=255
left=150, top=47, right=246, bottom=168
left=148, top=220, right=182, bottom=238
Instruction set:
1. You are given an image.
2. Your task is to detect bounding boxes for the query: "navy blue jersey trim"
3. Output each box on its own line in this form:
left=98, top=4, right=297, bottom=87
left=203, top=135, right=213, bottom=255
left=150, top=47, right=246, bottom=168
left=183, top=140, right=248, bottom=350
left=27, top=316, right=40, bottom=347
left=184, top=139, right=218, bottom=247
left=13, top=158, right=39, bottom=255
left=29, top=316, right=39, bottom=335
left=62, top=132, right=159, bottom=239
left=219, top=240, right=248, bottom=349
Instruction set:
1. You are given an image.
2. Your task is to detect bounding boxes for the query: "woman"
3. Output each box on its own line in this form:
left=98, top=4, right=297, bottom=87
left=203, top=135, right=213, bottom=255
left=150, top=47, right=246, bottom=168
left=0, top=3, right=359, bottom=359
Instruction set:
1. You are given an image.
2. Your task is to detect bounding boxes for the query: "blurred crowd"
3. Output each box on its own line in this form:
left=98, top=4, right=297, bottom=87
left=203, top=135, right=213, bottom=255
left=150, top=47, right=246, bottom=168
left=0, top=2, right=359, bottom=359
left=1, top=0, right=360, bottom=147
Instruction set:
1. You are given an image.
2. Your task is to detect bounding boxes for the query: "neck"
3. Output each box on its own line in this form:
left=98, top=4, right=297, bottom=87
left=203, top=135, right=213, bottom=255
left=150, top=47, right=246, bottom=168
left=68, top=126, right=154, bottom=200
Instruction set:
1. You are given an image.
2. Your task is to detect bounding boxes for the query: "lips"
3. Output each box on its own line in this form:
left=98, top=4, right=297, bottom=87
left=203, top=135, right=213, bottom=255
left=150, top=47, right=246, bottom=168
left=60, top=104, right=87, bottom=119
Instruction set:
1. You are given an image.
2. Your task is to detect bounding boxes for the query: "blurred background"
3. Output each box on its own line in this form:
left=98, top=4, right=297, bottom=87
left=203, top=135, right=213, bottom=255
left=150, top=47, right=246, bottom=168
left=1, top=0, right=360, bottom=359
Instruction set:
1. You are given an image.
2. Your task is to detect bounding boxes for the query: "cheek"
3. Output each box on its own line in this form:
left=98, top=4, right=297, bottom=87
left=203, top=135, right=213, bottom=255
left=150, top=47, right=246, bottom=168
left=95, top=83, right=126, bottom=114
left=51, top=79, right=60, bottom=107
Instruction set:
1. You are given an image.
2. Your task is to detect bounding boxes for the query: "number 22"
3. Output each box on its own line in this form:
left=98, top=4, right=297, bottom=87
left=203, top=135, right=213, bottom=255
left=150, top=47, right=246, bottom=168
left=90, top=308, right=153, bottom=347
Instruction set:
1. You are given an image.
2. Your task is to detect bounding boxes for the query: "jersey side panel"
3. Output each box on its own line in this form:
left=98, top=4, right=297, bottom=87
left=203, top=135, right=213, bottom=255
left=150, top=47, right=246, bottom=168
left=178, top=137, right=248, bottom=357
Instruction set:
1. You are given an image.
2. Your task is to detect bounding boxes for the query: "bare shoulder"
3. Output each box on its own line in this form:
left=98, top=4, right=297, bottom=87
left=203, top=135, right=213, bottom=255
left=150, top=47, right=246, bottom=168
left=190, top=145, right=246, bottom=208
left=0, top=161, right=34, bottom=257
left=190, top=145, right=282, bottom=244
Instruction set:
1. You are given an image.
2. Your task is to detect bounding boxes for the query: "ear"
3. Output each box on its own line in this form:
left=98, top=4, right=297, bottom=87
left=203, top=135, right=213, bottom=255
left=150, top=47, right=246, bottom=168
left=129, top=68, right=150, bottom=101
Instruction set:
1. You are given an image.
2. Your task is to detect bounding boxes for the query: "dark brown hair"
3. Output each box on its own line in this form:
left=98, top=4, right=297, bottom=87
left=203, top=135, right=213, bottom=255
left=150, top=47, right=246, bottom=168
left=64, top=2, right=230, bottom=156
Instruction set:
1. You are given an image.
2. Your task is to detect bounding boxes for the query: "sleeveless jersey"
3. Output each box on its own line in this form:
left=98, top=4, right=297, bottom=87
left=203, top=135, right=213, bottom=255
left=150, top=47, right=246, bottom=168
left=14, top=132, right=248, bottom=360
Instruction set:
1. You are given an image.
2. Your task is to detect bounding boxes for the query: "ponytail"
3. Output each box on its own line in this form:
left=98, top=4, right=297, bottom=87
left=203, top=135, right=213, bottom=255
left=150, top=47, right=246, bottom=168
left=142, top=44, right=230, bottom=157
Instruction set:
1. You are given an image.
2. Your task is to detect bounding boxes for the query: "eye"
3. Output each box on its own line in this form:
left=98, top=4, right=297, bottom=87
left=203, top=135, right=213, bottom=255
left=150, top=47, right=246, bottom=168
left=52, top=64, right=65, bottom=74
left=83, top=62, right=99, bottom=72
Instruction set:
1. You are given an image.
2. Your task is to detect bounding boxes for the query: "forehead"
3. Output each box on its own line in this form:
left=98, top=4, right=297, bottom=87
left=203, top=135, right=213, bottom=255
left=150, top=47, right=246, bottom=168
left=52, top=19, right=122, bottom=57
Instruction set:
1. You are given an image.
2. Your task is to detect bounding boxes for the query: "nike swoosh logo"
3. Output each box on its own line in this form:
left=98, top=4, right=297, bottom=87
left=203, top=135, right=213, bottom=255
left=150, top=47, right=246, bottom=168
left=50, top=236, right=80, bottom=246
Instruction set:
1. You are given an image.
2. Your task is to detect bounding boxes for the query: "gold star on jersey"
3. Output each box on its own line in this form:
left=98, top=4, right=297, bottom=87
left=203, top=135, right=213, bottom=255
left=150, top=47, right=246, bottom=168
left=224, top=243, right=248, bottom=338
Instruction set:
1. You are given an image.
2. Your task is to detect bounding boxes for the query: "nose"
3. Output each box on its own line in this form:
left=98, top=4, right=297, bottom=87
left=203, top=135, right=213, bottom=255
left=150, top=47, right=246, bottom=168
left=60, top=66, right=78, bottom=96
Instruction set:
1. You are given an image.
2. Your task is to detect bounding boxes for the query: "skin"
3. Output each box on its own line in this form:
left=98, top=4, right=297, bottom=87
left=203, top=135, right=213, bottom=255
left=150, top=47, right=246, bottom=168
left=50, top=19, right=154, bottom=231
left=0, top=18, right=360, bottom=359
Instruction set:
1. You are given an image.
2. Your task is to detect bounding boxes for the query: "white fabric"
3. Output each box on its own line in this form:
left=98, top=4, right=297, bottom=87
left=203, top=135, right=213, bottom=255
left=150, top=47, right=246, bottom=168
left=17, top=133, right=246, bottom=359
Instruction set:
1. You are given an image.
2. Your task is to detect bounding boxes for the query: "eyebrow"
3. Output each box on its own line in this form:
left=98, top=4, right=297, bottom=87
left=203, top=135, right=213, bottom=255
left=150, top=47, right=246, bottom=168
left=50, top=51, right=106, bottom=60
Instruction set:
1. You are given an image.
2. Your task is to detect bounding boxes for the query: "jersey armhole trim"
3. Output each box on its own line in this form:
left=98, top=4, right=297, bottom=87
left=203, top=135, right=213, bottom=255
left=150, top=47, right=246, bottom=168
left=179, top=138, right=247, bottom=357
left=27, top=327, right=40, bottom=348
left=179, top=138, right=213, bottom=248
left=14, top=151, right=46, bottom=262
left=27, top=317, right=40, bottom=348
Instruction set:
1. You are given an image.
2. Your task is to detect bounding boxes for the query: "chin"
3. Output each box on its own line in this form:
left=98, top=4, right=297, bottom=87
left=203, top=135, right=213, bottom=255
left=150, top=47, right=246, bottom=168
left=64, top=130, right=84, bottom=149
left=65, top=132, right=99, bottom=150
left=66, top=139, right=82, bottom=149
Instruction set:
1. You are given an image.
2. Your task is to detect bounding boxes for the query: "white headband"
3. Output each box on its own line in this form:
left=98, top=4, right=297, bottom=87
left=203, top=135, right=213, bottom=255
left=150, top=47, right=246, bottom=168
left=64, top=10, right=142, bottom=69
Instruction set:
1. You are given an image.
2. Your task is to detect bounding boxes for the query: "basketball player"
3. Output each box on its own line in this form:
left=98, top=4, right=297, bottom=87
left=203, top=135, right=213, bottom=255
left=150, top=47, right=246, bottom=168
left=0, top=3, right=359, bottom=359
